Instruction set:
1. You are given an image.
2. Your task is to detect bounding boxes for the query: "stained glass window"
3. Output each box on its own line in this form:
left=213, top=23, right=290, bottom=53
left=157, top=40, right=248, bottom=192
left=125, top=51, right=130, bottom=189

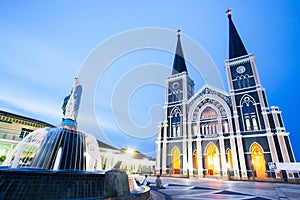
left=200, top=107, right=217, bottom=119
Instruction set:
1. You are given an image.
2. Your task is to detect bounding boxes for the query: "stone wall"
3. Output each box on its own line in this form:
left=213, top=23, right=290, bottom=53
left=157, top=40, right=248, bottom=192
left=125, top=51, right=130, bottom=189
left=0, top=168, right=105, bottom=199
left=0, top=168, right=150, bottom=199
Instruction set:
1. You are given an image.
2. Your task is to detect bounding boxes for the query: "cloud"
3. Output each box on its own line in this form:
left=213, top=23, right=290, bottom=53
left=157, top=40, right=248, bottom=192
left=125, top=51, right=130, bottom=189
left=0, top=85, right=60, bottom=123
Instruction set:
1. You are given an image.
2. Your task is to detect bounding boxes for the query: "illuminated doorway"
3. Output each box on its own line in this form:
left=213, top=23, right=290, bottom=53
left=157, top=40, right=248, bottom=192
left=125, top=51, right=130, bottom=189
left=226, top=149, right=233, bottom=169
left=172, top=147, right=180, bottom=174
left=206, top=143, right=220, bottom=175
left=251, top=143, right=266, bottom=178
left=193, top=150, right=198, bottom=169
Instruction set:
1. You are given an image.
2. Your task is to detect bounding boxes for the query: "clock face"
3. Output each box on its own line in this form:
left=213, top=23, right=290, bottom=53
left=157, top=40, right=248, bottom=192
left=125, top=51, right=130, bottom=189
left=172, top=82, right=179, bottom=89
left=236, top=66, right=246, bottom=74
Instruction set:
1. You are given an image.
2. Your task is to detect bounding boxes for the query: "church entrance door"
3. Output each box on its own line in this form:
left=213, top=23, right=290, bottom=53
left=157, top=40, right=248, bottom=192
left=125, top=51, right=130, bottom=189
left=251, top=143, right=266, bottom=178
left=206, top=143, right=220, bottom=175
left=172, top=147, right=180, bottom=174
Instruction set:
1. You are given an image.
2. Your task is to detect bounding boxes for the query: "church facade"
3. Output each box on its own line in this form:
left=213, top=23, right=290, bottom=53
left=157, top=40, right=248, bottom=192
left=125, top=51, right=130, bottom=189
left=156, top=11, right=296, bottom=180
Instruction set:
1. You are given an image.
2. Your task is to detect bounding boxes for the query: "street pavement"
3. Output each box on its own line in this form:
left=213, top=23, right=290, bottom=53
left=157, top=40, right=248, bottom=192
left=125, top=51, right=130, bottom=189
left=135, top=175, right=300, bottom=200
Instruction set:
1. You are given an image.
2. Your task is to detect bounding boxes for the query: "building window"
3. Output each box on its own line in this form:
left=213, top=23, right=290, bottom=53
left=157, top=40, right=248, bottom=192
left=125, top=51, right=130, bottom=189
left=243, top=103, right=249, bottom=114
left=201, top=107, right=217, bottom=120
left=172, top=125, right=176, bottom=137
left=249, top=102, right=255, bottom=113
left=245, top=118, right=251, bottom=131
left=171, top=108, right=181, bottom=124
left=245, top=75, right=250, bottom=87
left=223, top=121, right=229, bottom=133
left=176, top=126, right=181, bottom=137
left=170, top=108, right=181, bottom=137
left=242, top=97, right=259, bottom=131
left=237, top=76, right=242, bottom=88
left=19, top=128, right=33, bottom=139
left=252, top=117, right=258, bottom=130
left=199, top=106, right=219, bottom=135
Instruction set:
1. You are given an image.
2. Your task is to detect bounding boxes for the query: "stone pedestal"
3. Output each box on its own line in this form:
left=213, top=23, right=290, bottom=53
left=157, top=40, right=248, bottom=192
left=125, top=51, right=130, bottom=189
left=104, top=170, right=130, bottom=198
left=104, top=170, right=150, bottom=200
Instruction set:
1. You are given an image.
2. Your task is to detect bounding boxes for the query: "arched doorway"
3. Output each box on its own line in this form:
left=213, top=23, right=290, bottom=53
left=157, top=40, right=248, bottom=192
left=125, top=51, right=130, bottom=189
left=172, top=147, right=180, bottom=174
left=193, top=150, right=198, bottom=169
left=206, top=143, right=220, bottom=175
left=251, top=143, right=266, bottom=178
left=226, top=149, right=233, bottom=169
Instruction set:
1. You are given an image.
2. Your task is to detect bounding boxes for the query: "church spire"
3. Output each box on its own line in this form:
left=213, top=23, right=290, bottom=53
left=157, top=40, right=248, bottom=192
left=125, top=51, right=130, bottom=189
left=172, top=30, right=187, bottom=75
left=227, top=9, right=248, bottom=59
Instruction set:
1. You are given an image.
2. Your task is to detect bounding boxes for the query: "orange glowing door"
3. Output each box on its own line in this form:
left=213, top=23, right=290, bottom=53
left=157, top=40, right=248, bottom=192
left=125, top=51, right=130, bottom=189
left=172, top=147, right=180, bottom=174
left=251, top=143, right=266, bottom=178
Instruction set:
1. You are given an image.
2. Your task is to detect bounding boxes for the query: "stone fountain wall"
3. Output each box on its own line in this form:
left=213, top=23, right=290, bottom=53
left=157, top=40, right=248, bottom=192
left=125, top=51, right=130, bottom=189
left=0, top=168, right=150, bottom=199
left=0, top=168, right=105, bottom=199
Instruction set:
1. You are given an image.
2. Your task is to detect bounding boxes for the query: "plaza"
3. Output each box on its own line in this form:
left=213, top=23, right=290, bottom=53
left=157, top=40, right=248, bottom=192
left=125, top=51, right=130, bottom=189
left=142, top=176, right=300, bottom=200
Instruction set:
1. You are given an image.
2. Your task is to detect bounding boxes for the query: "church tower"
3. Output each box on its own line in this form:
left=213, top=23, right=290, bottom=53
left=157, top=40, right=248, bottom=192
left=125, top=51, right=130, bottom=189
left=156, top=30, right=194, bottom=175
left=224, top=10, right=295, bottom=179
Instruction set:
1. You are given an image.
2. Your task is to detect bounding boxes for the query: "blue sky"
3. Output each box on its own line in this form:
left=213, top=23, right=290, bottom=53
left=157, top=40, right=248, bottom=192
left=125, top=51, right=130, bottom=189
left=0, top=1, right=299, bottom=160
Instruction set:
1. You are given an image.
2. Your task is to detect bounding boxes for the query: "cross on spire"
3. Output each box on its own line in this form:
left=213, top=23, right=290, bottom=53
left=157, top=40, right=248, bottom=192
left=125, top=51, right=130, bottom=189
left=172, top=29, right=187, bottom=75
left=227, top=9, right=248, bottom=59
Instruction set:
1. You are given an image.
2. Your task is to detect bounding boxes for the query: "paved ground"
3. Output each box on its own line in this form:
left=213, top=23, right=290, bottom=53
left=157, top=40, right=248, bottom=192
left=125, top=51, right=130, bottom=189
left=135, top=176, right=300, bottom=200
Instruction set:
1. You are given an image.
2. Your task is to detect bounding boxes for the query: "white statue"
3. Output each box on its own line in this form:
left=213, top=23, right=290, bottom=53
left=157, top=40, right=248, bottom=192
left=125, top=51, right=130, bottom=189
left=61, top=78, right=82, bottom=123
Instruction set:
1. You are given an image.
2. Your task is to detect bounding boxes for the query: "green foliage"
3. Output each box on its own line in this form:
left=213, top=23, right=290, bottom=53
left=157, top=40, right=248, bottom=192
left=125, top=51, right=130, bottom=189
left=0, top=155, right=6, bottom=163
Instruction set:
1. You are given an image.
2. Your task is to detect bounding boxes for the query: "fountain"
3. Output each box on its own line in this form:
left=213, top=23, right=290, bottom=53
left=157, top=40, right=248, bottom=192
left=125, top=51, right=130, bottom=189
left=0, top=78, right=150, bottom=199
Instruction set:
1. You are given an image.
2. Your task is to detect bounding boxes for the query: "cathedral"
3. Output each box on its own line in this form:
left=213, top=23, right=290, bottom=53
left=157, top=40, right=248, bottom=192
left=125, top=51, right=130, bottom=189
left=156, top=11, right=296, bottom=180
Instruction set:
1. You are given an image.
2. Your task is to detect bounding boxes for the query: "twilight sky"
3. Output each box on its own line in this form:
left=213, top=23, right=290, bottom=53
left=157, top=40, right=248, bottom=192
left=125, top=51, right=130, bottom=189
left=0, top=1, right=299, bottom=159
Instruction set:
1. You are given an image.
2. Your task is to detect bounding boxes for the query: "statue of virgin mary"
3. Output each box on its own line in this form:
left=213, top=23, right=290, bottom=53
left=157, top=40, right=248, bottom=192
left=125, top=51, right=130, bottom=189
left=61, top=78, right=82, bottom=125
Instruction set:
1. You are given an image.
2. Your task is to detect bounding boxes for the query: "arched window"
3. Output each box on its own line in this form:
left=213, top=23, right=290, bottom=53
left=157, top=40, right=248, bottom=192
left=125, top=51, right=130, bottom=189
left=246, top=75, right=250, bottom=87
left=242, top=76, right=246, bottom=88
left=245, top=75, right=250, bottom=87
left=237, top=76, right=242, bottom=88
left=170, top=108, right=181, bottom=137
left=171, top=108, right=181, bottom=124
left=200, top=107, right=217, bottom=120
left=199, top=106, right=220, bottom=136
left=241, top=97, right=259, bottom=131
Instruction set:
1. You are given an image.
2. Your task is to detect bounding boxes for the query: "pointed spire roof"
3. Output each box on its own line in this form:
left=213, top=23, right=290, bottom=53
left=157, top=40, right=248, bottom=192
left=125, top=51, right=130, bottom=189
left=172, top=30, right=187, bottom=75
left=227, top=9, right=248, bottom=59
